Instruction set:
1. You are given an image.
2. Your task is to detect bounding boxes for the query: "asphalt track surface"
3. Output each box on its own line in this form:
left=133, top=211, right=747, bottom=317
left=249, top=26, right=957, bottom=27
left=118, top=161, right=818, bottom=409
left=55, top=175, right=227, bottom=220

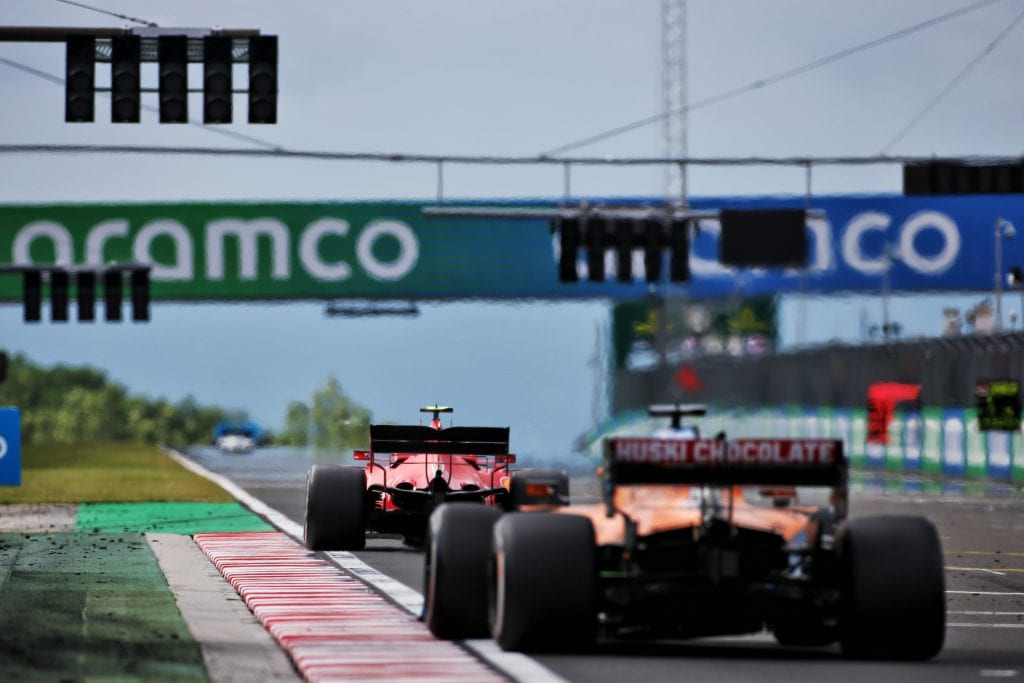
left=186, top=447, right=1024, bottom=682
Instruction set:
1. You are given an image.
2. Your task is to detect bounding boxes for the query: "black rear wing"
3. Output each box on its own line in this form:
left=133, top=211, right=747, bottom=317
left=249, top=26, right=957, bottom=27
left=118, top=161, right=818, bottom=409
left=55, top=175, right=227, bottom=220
left=604, top=437, right=846, bottom=487
left=369, top=424, right=511, bottom=455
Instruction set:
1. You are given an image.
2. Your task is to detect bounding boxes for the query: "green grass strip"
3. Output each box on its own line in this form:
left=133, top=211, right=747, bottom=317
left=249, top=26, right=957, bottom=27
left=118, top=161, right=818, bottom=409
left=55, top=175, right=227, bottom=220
left=76, top=502, right=273, bottom=534
left=0, top=442, right=233, bottom=504
left=0, top=532, right=208, bottom=682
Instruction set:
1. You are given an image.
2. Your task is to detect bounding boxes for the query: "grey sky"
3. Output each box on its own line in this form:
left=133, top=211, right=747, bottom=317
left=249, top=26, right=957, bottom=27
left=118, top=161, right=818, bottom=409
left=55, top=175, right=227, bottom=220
left=0, top=1, right=1020, bottom=452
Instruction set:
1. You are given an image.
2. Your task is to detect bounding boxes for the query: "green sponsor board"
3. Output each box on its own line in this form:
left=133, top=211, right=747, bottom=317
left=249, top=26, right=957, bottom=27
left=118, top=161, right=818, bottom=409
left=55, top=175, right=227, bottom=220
left=611, top=297, right=778, bottom=370
left=0, top=201, right=572, bottom=301
left=964, top=409, right=987, bottom=479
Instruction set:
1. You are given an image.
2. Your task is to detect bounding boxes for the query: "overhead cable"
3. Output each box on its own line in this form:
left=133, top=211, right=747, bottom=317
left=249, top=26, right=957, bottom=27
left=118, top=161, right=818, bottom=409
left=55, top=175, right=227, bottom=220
left=881, top=5, right=1024, bottom=153
left=51, top=0, right=158, bottom=27
left=0, top=143, right=1019, bottom=168
left=542, top=0, right=1008, bottom=156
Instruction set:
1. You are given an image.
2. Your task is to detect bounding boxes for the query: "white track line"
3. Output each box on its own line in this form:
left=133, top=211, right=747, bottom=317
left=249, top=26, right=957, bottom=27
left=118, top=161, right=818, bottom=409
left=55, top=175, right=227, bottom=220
left=946, top=566, right=1009, bottom=576
left=948, top=623, right=1024, bottom=629
left=947, top=590, right=1024, bottom=596
left=165, top=448, right=569, bottom=683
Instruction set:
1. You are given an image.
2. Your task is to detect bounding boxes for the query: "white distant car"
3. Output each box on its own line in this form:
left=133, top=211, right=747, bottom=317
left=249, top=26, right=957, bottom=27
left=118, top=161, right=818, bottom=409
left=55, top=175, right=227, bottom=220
left=216, top=432, right=256, bottom=454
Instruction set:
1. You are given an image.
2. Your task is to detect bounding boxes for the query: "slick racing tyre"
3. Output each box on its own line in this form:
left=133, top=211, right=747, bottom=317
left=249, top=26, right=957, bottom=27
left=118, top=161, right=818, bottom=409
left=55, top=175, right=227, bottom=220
left=507, top=469, right=569, bottom=509
left=304, top=465, right=367, bottom=551
left=837, top=515, right=945, bottom=660
left=490, top=512, right=596, bottom=652
left=423, top=503, right=503, bottom=639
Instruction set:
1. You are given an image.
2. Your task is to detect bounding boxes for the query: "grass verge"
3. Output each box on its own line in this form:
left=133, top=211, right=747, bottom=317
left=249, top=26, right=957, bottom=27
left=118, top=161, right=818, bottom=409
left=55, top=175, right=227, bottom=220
left=0, top=442, right=233, bottom=504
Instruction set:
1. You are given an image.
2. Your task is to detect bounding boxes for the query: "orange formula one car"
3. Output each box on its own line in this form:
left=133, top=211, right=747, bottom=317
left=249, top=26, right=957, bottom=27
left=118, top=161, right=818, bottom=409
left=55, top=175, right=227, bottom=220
left=423, top=405, right=945, bottom=659
left=305, top=406, right=562, bottom=549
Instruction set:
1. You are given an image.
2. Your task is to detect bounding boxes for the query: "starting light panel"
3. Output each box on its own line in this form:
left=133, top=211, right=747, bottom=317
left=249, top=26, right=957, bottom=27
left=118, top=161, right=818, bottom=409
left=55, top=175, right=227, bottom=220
left=8, top=266, right=151, bottom=324
left=554, top=215, right=691, bottom=284
left=719, top=209, right=808, bottom=268
left=904, top=162, right=1024, bottom=196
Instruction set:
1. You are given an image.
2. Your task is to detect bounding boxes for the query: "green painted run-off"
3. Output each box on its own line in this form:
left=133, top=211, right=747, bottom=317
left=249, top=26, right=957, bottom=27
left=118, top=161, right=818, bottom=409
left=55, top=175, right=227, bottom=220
left=75, top=502, right=273, bottom=534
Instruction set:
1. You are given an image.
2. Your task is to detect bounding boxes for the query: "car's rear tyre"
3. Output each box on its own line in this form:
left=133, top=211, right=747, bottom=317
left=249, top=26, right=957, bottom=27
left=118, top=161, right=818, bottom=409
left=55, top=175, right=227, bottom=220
left=490, top=512, right=595, bottom=652
left=507, top=468, right=569, bottom=509
left=423, top=503, right=502, bottom=639
left=304, top=465, right=367, bottom=551
left=838, top=515, right=945, bottom=660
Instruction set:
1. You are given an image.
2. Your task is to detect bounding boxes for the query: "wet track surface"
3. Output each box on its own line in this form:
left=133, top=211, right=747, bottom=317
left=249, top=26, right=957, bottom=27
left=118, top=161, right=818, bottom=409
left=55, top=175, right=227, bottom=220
left=186, top=447, right=1024, bottom=682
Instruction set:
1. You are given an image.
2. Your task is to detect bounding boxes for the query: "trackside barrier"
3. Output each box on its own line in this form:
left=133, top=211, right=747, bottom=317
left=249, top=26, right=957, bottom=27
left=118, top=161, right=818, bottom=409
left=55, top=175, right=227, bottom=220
left=590, top=406, right=1024, bottom=484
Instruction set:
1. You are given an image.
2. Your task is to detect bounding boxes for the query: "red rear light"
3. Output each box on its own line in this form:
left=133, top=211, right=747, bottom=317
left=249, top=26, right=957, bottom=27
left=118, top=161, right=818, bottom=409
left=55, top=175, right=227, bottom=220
left=353, top=450, right=370, bottom=461
left=525, top=483, right=555, bottom=497
left=495, top=454, right=516, bottom=464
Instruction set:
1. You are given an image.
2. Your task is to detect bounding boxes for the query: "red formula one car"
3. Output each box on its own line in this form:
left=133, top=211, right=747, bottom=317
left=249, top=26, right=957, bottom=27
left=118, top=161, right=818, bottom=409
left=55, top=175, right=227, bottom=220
left=304, top=406, right=517, bottom=549
left=423, top=405, right=946, bottom=659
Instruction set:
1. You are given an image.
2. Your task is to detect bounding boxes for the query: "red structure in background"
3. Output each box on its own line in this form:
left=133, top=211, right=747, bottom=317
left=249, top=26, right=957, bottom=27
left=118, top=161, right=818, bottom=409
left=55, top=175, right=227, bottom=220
left=867, top=383, right=921, bottom=444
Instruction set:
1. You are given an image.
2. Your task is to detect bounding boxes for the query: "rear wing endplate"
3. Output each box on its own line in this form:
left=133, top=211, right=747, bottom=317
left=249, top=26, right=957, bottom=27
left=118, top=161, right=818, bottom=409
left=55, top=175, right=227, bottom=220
left=604, top=437, right=846, bottom=487
left=369, top=424, right=511, bottom=455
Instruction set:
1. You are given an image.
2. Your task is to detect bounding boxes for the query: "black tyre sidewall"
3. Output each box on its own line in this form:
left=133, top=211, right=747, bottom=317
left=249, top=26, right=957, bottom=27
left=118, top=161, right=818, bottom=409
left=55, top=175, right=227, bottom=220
left=304, top=465, right=367, bottom=551
left=424, top=503, right=503, bottom=639
left=491, top=512, right=596, bottom=652
left=838, top=514, right=946, bottom=660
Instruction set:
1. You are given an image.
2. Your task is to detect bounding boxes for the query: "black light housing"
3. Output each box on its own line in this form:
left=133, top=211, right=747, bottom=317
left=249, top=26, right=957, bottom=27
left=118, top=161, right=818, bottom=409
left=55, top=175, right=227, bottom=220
left=158, top=35, right=189, bottom=123
left=23, top=271, right=42, bottom=322
left=111, top=35, right=141, bottom=123
left=131, top=269, right=150, bottom=322
left=585, top=218, right=607, bottom=282
left=615, top=219, right=634, bottom=283
left=65, top=35, right=95, bottom=122
left=248, top=35, right=277, bottom=123
left=557, top=217, right=581, bottom=282
left=669, top=219, right=691, bottom=282
left=104, top=269, right=123, bottom=321
left=204, top=36, right=233, bottom=124
left=77, top=271, right=96, bottom=322
left=643, top=219, right=664, bottom=283
left=50, top=270, right=69, bottom=322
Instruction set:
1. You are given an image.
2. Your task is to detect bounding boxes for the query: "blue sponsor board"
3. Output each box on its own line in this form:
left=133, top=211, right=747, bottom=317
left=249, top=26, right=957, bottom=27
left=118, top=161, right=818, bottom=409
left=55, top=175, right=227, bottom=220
left=0, top=408, right=21, bottom=486
left=678, top=194, right=1024, bottom=297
